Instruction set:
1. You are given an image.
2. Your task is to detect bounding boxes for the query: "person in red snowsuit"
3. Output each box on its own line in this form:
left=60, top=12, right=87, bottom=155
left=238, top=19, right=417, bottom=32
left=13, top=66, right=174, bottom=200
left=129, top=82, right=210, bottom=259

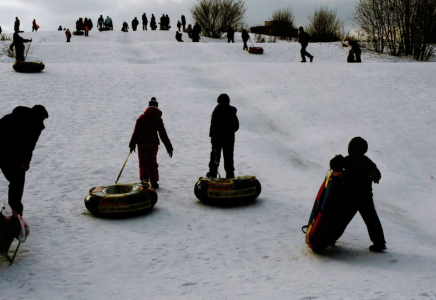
left=129, top=97, right=173, bottom=189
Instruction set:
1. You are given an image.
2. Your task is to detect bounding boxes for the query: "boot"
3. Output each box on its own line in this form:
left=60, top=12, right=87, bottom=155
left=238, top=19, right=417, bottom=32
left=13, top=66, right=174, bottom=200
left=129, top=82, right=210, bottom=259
left=369, top=244, right=386, bottom=252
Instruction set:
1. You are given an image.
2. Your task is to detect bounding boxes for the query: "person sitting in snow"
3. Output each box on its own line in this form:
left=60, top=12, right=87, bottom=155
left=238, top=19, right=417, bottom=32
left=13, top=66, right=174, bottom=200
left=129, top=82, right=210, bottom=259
left=333, top=137, right=387, bottom=252
left=122, top=21, right=129, bottom=32
left=207, top=94, right=239, bottom=179
left=175, top=31, right=183, bottom=42
left=129, top=97, right=173, bottom=189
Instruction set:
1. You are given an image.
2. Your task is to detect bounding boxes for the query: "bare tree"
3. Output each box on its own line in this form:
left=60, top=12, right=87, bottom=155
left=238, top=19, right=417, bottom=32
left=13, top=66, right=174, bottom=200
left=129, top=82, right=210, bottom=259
left=353, top=0, right=436, bottom=60
left=191, top=0, right=246, bottom=38
left=307, top=6, right=344, bottom=42
left=270, top=7, right=296, bottom=40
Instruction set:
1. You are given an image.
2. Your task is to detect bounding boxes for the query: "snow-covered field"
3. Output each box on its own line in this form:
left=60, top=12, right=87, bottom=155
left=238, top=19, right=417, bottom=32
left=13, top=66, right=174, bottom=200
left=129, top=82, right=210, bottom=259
left=1, top=30, right=436, bottom=299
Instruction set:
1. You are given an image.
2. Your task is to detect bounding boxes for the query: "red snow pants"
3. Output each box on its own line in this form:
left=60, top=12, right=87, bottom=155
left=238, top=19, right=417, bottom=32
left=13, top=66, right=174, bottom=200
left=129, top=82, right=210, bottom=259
left=138, top=143, right=159, bottom=183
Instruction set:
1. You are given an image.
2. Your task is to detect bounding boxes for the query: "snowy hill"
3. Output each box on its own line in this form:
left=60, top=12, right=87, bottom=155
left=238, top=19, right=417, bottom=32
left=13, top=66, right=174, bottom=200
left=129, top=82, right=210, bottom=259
left=1, top=30, right=436, bottom=299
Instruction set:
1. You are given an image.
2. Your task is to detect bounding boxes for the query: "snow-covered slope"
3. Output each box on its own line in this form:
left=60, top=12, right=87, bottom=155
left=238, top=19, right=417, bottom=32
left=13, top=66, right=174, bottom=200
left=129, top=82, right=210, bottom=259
left=1, top=30, right=436, bottom=300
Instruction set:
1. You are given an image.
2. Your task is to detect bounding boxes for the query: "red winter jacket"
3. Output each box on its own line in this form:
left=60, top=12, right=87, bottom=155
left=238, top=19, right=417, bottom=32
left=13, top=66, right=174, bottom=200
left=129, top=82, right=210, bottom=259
left=129, top=107, right=173, bottom=153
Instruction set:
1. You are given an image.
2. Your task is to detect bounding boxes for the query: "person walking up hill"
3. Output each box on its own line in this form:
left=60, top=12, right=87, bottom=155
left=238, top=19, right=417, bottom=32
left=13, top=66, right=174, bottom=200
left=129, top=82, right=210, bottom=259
left=129, top=97, right=173, bottom=189
left=0, top=105, right=49, bottom=215
left=298, top=26, right=314, bottom=63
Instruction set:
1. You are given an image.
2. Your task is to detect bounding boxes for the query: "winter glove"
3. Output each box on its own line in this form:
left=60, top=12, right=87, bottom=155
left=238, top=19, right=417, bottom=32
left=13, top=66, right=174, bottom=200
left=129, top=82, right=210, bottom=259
left=129, top=147, right=135, bottom=153
left=168, top=151, right=173, bottom=158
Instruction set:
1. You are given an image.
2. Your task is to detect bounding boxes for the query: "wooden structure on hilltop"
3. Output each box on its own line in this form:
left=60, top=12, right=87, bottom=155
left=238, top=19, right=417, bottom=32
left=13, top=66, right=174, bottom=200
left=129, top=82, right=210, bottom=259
left=250, top=21, right=298, bottom=39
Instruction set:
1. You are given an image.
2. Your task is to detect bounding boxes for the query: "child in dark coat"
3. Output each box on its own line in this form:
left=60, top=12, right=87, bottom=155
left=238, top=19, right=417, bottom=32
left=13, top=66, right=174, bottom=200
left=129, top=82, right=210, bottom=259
left=129, top=97, right=173, bottom=189
left=334, top=137, right=386, bottom=252
left=207, top=94, right=239, bottom=179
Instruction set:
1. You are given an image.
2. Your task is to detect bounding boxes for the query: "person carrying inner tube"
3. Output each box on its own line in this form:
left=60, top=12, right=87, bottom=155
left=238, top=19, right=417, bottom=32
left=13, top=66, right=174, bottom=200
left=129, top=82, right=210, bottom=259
left=10, top=32, right=31, bottom=61
left=129, top=97, right=173, bottom=189
left=206, top=94, right=239, bottom=179
left=333, top=137, right=387, bottom=252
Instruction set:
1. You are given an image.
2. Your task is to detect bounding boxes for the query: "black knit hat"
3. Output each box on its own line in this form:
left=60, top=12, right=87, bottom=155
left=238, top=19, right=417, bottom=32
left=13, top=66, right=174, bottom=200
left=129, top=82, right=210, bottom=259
left=149, top=97, right=158, bottom=107
left=330, top=155, right=344, bottom=171
left=348, top=137, right=368, bottom=155
left=32, top=105, right=49, bottom=119
left=217, top=94, right=230, bottom=105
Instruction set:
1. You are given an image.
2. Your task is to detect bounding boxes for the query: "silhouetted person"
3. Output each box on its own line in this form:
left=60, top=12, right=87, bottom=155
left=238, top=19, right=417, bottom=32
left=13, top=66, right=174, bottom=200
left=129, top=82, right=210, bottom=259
left=150, top=14, right=156, bottom=30
left=105, top=16, right=111, bottom=29
left=129, top=97, right=173, bottom=189
left=227, top=26, right=235, bottom=43
left=177, top=20, right=182, bottom=32
left=10, top=32, right=31, bottom=61
left=187, top=24, right=192, bottom=38
left=14, top=17, right=20, bottom=33
left=298, top=26, right=313, bottom=62
left=192, top=22, right=201, bottom=42
left=175, top=31, right=183, bottom=42
left=32, top=19, right=38, bottom=32
left=58, top=25, right=62, bottom=31
left=333, top=137, right=386, bottom=252
left=142, top=13, right=148, bottom=30
left=132, top=17, right=139, bottom=31
left=84, top=18, right=90, bottom=36
left=348, top=41, right=362, bottom=63
left=181, top=15, right=186, bottom=31
left=0, top=26, right=2, bottom=35
left=241, top=29, right=250, bottom=50
left=122, top=21, right=129, bottom=32
left=166, top=15, right=170, bottom=29
left=207, top=94, right=239, bottom=179
left=0, top=105, right=49, bottom=215
left=65, top=28, right=72, bottom=42
left=98, top=15, right=104, bottom=30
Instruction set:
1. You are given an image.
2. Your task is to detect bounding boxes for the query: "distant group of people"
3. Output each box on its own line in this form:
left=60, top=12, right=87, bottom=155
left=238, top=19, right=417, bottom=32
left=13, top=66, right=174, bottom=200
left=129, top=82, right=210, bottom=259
left=76, top=17, right=93, bottom=36
left=97, top=15, right=113, bottom=31
left=159, top=14, right=171, bottom=30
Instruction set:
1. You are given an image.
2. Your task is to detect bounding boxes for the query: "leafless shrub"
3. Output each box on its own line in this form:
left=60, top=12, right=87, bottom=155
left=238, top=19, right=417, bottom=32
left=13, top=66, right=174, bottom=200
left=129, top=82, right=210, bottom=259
left=353, top=0, right=436, bottom=60
left=307, top=6, right=344, bottom=42
left=191, top=0, right=246, bottom=38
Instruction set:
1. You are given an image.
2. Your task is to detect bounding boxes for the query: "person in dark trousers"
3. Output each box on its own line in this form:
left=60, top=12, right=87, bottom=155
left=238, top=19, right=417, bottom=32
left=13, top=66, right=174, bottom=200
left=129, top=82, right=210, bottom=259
left=98, top=15, right=104, bottom=30
left=298, top=26, right=314, bottom=62
left=132, top=17, right=139, bottom=31
left=192, top=22, right=201, bottom=42
left=166, top=15, right=170, bottom=29
left=32, top=19, right=38, bottom=32
left=129, top=97, right=173, bottom=189
left=84, top=18, right=90, bottom=36
left=241, top=29, right=250, bottom=50
left=142, top=13, right=148, bottom=30
left=207, top=94, right=239, bottom=179
left=0, top=105, right=48, bottom=215
left=348, top=41, right=362, bottom=63
left=65, top=29, right=72, bottom=42
left=334, top=137, right=387, bottom=252
left=10, top=33, right=31, bottom=61
left=177, top=20, right=182, bottom=32
left=150, top=14, right=156, bottom=30
left=227, top=26, right=235, bottom=43
left=14, top=17, right=20, bottom=33
left=181, top=15, right=186, bottom=31
left=0, top=26, right=2, bottom=35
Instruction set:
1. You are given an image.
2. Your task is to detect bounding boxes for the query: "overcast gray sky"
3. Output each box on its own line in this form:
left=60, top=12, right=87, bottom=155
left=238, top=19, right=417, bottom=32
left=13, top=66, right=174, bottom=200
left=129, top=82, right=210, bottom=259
left=0, top=0, right=358, bottom=33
